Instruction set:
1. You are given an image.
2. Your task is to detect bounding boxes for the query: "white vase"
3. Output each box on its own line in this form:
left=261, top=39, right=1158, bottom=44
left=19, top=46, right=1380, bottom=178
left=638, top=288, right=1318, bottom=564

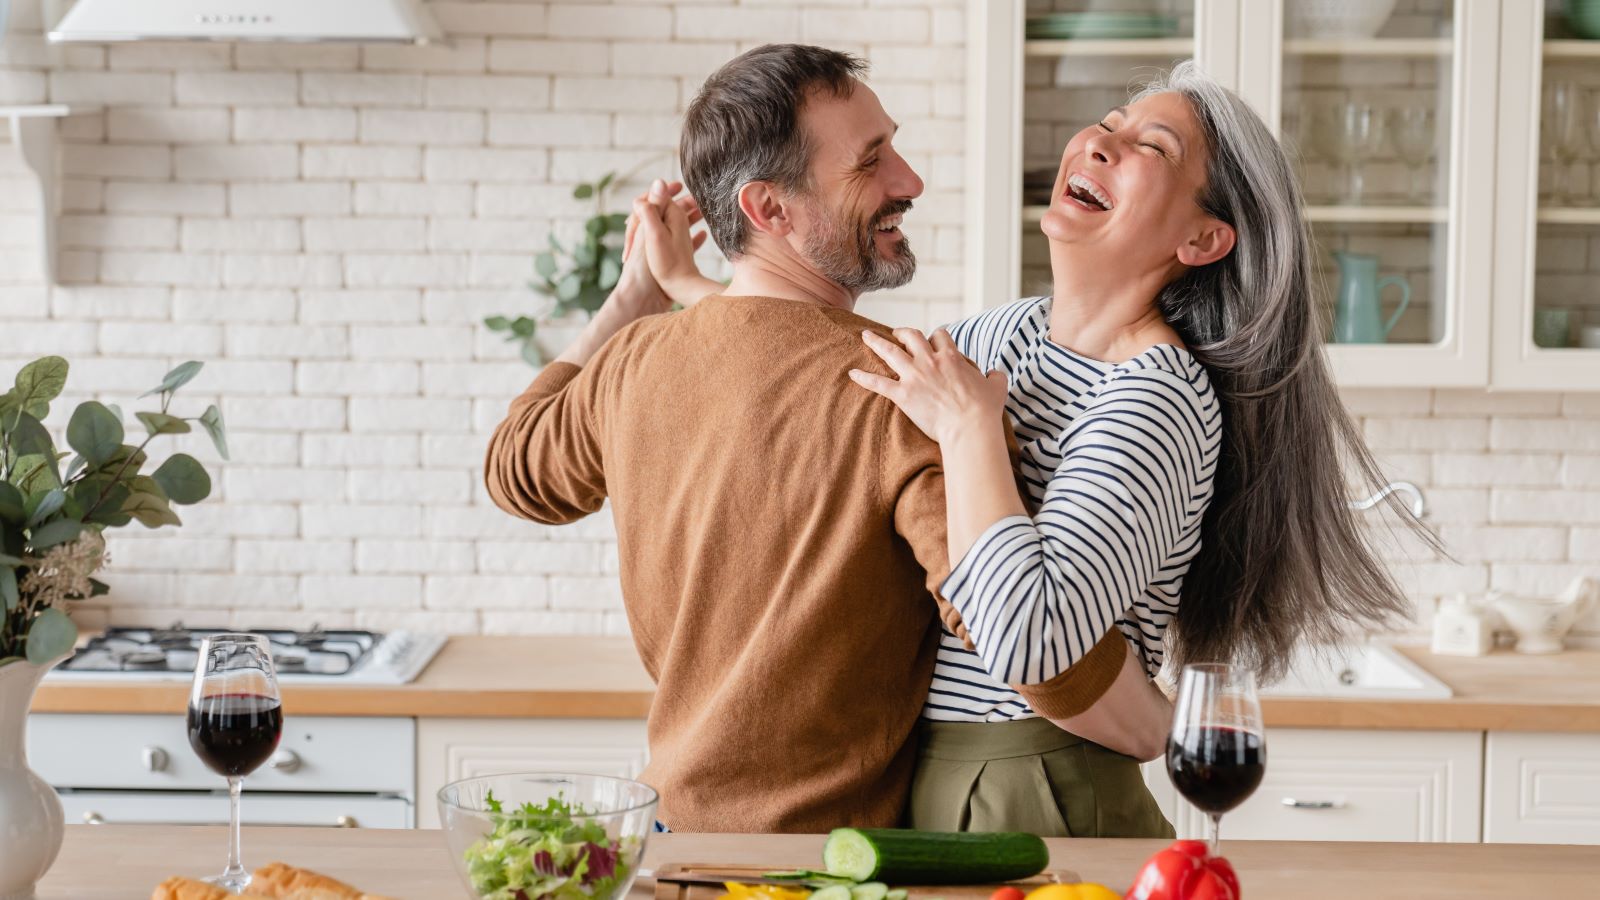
left=0, top=658, right=65, bottom=900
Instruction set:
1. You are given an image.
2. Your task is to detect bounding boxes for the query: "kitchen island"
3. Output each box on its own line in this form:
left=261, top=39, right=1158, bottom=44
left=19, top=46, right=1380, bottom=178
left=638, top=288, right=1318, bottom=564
left=31, top=636, right=1600, bottom=731
left=37, top=825, right=1600, bottom=899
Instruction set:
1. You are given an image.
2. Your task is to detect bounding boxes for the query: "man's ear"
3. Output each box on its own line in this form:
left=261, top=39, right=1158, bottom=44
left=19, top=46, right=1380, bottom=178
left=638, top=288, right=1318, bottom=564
left=736, top=181, right=794, bottom=239
left=1176, top=218, right=1235, bottom=267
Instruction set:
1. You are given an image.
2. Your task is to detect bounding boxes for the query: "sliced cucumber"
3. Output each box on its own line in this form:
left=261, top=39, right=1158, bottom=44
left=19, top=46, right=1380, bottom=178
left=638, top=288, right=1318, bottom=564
left=885, top=891, right=908, bottom=900
left=822, top=829, right=1048, bottom=885
left=812, top=885, right=854, bottom=900
left=850, top=883, right=888, bottom=900
left=762, top=871, right=858, bottom=885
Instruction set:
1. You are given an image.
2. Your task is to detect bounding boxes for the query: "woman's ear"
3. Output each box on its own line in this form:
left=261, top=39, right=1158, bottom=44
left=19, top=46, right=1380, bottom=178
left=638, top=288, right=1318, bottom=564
left=736, top=181, right=793, bottom=239
left=1176, top=218, right=1236, bottom=267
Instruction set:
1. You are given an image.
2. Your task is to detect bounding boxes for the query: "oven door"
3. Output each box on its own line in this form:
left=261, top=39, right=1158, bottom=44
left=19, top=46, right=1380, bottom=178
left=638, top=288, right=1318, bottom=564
left=59, top=791, right=413, bottom=829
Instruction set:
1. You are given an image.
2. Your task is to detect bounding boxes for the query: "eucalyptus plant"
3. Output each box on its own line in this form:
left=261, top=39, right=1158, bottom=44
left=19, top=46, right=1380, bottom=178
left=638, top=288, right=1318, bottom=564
left=0, top=356, right=228, bottom=666
left=485, top=171, right=629, bottom=366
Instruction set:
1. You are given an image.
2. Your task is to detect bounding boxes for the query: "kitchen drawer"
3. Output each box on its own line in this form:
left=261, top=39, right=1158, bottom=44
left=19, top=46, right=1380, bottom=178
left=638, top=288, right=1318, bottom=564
left=1162, top=729, right=1483, bottom=843
left=1485, top=732, right=1600, bottom=845
left=59, top=791, right=412, bottom=829
left=416, top=718, right=648, bottom=828
left=31, top=714, right=414, bottom=794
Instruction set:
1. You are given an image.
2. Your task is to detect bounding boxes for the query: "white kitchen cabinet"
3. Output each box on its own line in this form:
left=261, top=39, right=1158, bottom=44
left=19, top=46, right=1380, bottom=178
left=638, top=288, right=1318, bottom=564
left=970, top=0, right=1599, bottom=389
left=1144, top=728, right=1483, bottom=842
left=1484, top=732, right=1600, bottom=845
left=414, top=718, right=649, bottom=828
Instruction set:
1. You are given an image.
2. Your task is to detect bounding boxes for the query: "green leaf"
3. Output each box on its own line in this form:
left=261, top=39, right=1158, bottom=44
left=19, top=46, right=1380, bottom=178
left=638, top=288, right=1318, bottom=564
left=598, top=255, right=622, bottom=291
left=596, top=172, right=615, bottom=194
left=25, top=488, right=65, bottom=527
left=25, top=608, right=78, bottom=665
left=519, top=341, right=544, bottom=367
left=198, top=404, right=229, bottom=462
left=9, top=412, right=55, bottom=459
left=13, top=356, right=69, bottom=418
left=106, top=403, right=123, bottom=423
left=0, top=553, right=20, bottom=565
left=573, top=242, right=596, bottom=269
left=123, top=492, right=182, bottom=528
left=63, top=455, right=88, bottom=483
left=84, top=486, right=131, bottom=526
left=135, top=411, right=191, bottom=436
left=483, top=315, right=511, bottom=331
left=88, top=577, right=110, bottom=598
left=29, top=517, right=82, bottom=550
left=556, top=273, right=582, bottom=302
left=140, top=360, right=203, bottom=398
left=127, top=475, right=166, bottom=500
left=547, top=232, right=563, bottom=254
left=510, top=316, right=537, bottom=338
left=0, top=483, right=23, bottom=524
left=606, top=213, right=628, bottom=231
left=584, top=217, right=606, bottom=240
left=67, top=401, right=124, bottom=469
left=96, top=444, right=148, bottom=476
left=534, top=252, right=558, bottom=278
left=577, top=284, right=608, bottom=314
left=573, top=183, right=595, bottom=200
left=152, top=454, right=210, bottom=505
left=0, top=567, right=16, bottom=611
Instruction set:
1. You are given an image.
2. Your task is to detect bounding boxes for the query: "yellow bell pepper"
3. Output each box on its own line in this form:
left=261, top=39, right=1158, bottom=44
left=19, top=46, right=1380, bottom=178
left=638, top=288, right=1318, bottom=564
left=717, top=883, right=813, bottom=900
left=1023, top=883, right=1121, bottom=900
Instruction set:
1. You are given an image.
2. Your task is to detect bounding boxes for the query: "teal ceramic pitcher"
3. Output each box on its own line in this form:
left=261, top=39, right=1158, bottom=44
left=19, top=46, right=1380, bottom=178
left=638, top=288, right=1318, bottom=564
left=1332, top=251, right=1411, bottom=344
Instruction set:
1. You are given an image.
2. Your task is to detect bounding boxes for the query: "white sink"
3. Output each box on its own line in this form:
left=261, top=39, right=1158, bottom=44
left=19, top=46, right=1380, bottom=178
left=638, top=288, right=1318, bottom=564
left=1258, top=643, right=1452, bottom=700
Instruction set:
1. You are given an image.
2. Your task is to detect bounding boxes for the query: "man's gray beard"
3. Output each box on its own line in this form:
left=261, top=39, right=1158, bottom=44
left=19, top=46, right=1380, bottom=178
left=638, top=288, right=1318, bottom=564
left=801, top=203, right=917, bottom=293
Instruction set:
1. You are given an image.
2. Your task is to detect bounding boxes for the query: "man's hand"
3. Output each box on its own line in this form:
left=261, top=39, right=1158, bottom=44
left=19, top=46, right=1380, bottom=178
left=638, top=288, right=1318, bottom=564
left=553, top=198, right=673, bottom=367
left=626, top=179, right=722, bottom=307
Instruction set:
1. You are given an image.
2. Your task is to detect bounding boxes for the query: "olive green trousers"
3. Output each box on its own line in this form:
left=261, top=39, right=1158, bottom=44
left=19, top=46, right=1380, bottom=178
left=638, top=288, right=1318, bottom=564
left=906, top=717, right=1175, bottom=839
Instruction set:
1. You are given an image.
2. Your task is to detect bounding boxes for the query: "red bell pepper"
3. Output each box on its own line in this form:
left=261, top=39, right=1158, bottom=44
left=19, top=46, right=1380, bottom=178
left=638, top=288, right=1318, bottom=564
left=1123, top=840, right=1239, bottom=900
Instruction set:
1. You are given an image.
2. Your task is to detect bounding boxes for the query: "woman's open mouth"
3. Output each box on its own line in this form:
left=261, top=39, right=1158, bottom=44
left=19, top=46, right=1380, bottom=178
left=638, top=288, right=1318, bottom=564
left=1063, top=173, right=1115, bottom=212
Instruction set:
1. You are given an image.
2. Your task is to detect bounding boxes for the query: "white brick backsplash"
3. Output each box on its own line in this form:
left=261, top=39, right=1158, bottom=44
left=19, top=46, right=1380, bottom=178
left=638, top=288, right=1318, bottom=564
left=175, top=145, right=300, bottom=182
left=1491, top=418, right=1600, bottom=452
left=1432, top=453, right=1562, bottom=487
left=481, top=611, right=605, bottom=635
left=430, top=3, right=550, bottom=37
left=552, top=77, right=678, bottom=113
left=1437, top=525, right=1568, bottom=562
left=63, top=145, right=171, bottom=180
left=345, top=252, right=468, bottom=288
left=361, top=109, right=485, bottom=145
left=674, top=6, right=799, bottom=40
left=422, top=434, right=490, bottom=468
left=1493, top=490, right=1600, bottom=525
left=1563, top=394, right=1600, bottom=417
left=60, top=215, right=178, bottom=250
left=549, top=576, right=624, bottom=611
left=350, top=468, right=470, bottom=503
left=303, top=503, right=421, bottom=538
left=488, top=39, right=611, bottom=75
left=237, top=539, right=354, bottom=575
left=105, top=181, right=226, bottom=216
left=105, top=537, right=233, bottom=572
left=230, top=182, right=352, bottom=217
left=1365, top=417, right=1488, bottom=451
left=424, top=147, right=549, bottom=182
left=195, top=360, right=296, bottom=395
left=99, top=321, right=222, bottom=356
left=349, top=396, right=471, bottom=432
left=107, top=108, right=231, bottom=144
left=1489, top=563, right=1600, bottom=596
left=109, top=43, right=232, bottom=72
left=180, top=503, right=299, bottom=537
left=357, top=539, right=476, bottom=574
left=299, top=289, right=422, bottom=324
left=614, top=113, right=685, bottom=148
left=175, top=72, right=298, bottom=106
left=426, top=575, right=545, bottom=610
left=1573, top=529, right=1600, bottom=560
left=304, top=217, right=427, bottom=251
left=226, top=324, right=349, bottom=359
left=351, top=324, right=474, bottom=360
left=353, top=182, right=473, bottom=216
left=488, top=111, right=611, bottom=147
left=224, top=396, right=346, bottom=432
left=805, top=8, right=930, bottom=43
left=235, top=44, right=359, bottom=71
left=298, top=361, right=420, bottom=396
left=303, top=434, right=421, bottom=467
left=302, top=73, right=425, bottom=106
left=49, top=286, right=170, bottom=320
left=611, top=41, right=738, bottom=78
left=303, top=575, right=422, bottom=610
left=303, top=146, right=422, bottom=180
left=227, top=466, right=344, bottom=502
left=223, top=253, right=343, bottom=289
left=178, top=574, right=301, bottom=609
left=180, top=220, right=303, bottom=253
left=49, top=71, right=171, bottom=105
left=98, top=573, right=180, bottom=608
left=235, top=108, right=359, bottom=143
left=427, top=75, right=552, bottom=111
left=427, top=218, right=537, bottom=252
left=478, top=541, right=602, bottom=575
left=553, top=4, right=676, bottom=39
left=361, top=38, right=489, bottom=74
left=173, top=289, right=297, bottom=322
left=1432, top=389, right=1565, bottom=417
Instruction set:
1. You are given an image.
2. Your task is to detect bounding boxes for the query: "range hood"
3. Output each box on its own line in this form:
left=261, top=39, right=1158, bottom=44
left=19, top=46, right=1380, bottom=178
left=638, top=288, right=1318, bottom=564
left=47, top=0, right=441, bottom=44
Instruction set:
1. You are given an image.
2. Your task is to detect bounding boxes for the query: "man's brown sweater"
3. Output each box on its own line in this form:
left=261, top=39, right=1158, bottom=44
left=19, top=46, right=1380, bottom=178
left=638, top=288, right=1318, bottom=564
left=484, top=295, right=1124, bottom=833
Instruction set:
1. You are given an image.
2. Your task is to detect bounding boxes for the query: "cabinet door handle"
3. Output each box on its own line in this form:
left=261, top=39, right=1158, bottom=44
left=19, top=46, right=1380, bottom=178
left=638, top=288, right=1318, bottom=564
left=83, top=811, right=106, bottom=825
left=336, top=815, right=359, bottom=828
left=1281, top=798, right=1343, bottom=810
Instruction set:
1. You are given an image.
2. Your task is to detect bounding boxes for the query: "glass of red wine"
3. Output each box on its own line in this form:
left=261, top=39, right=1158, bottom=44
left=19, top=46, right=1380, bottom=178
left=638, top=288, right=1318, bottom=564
left=188, top=633, right=283, bottom=893
left=1166, top=663, right=1265, bottom=855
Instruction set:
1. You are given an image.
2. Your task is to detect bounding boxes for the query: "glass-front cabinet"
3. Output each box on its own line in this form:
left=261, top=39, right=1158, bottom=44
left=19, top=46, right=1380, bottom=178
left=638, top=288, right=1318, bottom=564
left=968, top=0, right=1599, bottom=389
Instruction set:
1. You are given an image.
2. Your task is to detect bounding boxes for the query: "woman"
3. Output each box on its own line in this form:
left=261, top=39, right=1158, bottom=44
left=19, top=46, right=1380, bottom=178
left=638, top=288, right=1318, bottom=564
left=625, top=61, right=1418, bottom=836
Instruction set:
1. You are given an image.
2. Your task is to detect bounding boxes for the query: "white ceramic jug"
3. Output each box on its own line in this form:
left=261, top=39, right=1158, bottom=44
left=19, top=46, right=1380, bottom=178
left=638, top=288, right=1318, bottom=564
left=0, top=658, right=65, bottom=900
left=1489, top=576, right=1600, bottom=655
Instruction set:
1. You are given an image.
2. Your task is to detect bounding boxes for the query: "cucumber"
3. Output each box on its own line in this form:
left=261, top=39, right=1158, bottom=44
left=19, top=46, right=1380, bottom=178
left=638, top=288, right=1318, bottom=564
left=850, top=883, right=889, bottom=900
left=886, top=891, right=908, bottom=900
left=812, top=886, right=854, bottom=900
left=762, top=871, right=857, bottom=885
left=821, top=829, right=1048, bottom=885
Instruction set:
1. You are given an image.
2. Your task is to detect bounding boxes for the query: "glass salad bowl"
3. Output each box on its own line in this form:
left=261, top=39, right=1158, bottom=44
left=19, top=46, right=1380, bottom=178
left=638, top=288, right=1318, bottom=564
left=438, top=773, right=659, bottom=900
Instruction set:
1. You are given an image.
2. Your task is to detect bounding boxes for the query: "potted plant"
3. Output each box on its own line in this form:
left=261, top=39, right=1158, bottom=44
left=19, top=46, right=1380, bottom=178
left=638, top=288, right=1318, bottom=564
left=0, top=356, right=227, bottom=899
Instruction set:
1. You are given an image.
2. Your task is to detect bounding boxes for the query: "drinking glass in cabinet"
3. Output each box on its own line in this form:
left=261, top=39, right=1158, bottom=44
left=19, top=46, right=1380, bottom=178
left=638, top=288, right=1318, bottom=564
left=1543, top=82, right=1589, bottom=206
left=1388, top=106, right=1436, bottom=203
left=1585, top=89, right=1600, bottom=203
left=1313, top=102, right=1386, bottom=205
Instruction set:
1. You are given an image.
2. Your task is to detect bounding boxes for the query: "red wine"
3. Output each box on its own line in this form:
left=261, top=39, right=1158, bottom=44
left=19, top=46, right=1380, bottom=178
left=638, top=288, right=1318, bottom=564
left=187, top=693, right=283, bottom=778
left=1167, top=725, right=1265, bottom=815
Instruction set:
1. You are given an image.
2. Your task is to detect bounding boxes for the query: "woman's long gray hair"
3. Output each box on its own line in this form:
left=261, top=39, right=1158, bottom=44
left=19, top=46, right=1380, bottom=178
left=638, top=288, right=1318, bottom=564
left=1132, top=62, right=1426, bottom=682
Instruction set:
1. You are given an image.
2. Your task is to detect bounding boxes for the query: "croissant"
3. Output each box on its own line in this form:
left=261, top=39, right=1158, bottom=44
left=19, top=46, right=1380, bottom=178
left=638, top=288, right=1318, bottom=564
left=150, top=876, right=273, bottom=900
left=250, top=862, right=396, bottom=900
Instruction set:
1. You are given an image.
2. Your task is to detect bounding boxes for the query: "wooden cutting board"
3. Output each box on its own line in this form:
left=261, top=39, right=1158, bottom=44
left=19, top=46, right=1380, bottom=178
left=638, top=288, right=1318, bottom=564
left=650, top=863, right=1083, bottom=900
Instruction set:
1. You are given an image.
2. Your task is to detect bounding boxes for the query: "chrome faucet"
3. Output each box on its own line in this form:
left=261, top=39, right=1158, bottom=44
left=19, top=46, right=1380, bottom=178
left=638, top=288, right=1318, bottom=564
left=1348, top=481, right=1426, bottom=518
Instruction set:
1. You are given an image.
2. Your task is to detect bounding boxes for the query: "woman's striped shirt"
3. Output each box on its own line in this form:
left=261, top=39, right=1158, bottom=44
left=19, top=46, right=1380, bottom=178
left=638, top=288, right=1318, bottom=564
left=921, top=296, right=1222, bottom=723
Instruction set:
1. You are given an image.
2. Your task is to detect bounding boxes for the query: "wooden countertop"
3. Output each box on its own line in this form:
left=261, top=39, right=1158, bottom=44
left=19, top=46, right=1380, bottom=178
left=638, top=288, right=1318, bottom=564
left=37, top=825, right=1600, bottom=899
left=31, top=636, right=1600, bottom=732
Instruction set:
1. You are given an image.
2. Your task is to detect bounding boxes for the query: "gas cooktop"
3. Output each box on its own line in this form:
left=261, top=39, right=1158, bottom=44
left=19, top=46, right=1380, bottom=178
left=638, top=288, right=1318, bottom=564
left=47, top=624, right=446, bottom=684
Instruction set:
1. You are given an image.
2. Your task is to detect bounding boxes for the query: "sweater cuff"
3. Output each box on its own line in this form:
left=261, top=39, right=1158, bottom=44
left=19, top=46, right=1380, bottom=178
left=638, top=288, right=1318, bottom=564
left=1012, top=629, right=1127, bottom=719
left=528, top=362, right=582, bottom=398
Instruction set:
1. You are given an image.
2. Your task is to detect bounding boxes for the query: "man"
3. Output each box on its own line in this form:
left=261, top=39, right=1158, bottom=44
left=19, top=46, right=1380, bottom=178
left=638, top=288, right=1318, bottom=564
left=485, top=45, right=1129, bottom=833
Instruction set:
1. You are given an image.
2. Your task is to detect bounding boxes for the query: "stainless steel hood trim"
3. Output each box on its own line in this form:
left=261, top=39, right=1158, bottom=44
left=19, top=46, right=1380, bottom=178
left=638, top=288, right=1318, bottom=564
left=46, top=0, right=443, bottom=44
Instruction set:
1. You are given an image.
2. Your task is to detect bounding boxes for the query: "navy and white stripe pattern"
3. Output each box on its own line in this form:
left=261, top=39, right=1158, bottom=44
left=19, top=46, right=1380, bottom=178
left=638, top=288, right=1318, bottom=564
left=921, top=297, right=1221, bottom=723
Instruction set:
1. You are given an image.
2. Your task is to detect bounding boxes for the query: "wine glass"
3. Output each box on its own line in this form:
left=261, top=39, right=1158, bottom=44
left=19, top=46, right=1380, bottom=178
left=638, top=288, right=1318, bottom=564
left=188, top=633, right=283, bottom=893
left=1389, top=105, right=1436, bottom=204
left=1167, top=663, right=1265, bottom=856
left=1544, top=81, right=1587, bottom=207
left=1585, top=89, right=1600, bottom=203
left=1313, top=101, right=1385, bottom=205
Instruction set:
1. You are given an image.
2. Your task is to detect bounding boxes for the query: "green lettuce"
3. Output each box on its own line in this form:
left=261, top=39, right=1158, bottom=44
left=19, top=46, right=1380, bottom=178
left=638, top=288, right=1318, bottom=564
left=463, top=791, right=638, bottom=900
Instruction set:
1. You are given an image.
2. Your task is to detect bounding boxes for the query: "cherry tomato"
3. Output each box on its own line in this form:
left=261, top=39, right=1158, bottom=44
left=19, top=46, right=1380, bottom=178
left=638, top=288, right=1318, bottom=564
left=991, top=886, right=1027, bottom=900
